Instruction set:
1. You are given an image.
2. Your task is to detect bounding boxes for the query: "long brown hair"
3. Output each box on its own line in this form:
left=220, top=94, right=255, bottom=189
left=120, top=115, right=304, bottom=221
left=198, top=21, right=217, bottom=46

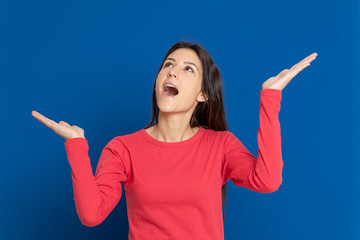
left=144, top=41, right=229, bottom=222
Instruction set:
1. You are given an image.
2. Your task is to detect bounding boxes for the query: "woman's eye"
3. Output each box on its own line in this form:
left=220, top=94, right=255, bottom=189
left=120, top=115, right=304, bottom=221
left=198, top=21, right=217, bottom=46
left=185, top=66, right=194, bottom=73
left=164, top=62, right=173, bottom=67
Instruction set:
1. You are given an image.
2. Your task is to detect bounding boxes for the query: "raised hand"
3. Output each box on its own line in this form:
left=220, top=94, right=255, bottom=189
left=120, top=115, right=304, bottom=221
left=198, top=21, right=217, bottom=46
left=262, top=53, right=318, bottom=91
left=32, top=110, right=85, bottom=140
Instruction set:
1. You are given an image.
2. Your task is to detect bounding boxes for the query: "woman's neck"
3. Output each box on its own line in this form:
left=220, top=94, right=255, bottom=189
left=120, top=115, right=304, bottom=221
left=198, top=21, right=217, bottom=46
left=147, top=113, right=199, bottom=143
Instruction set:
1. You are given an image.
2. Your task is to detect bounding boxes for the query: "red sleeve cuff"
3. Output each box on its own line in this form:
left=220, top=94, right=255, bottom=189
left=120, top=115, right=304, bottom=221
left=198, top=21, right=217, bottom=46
left=260, top=88, right=282, bottom=100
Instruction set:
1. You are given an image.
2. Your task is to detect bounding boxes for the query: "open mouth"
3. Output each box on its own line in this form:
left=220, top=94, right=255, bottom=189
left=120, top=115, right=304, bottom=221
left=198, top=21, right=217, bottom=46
left=163, top=85, right=179, bottom=97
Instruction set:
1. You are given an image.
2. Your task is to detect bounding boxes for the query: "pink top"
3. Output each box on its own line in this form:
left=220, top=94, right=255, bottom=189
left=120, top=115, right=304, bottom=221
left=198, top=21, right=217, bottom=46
left=64, top=88, right=283, bottom=240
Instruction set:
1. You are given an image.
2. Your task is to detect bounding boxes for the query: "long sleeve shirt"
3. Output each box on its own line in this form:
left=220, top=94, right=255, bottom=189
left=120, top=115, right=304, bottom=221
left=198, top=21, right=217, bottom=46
left=64, top=88, right=283, bottom=240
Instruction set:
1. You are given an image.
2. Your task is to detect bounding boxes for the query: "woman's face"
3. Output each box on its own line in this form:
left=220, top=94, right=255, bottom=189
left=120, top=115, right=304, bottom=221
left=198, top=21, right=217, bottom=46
left=155, top=48, right=207, bottom=115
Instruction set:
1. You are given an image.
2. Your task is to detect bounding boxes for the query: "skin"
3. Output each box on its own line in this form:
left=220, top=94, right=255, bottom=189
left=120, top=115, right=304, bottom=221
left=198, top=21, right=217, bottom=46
left=146, top=48, right=208, bottom=142
left=31, top=110, right=85, bottom=140
left=31, top=49, right=317, bottom=142
left=262, top=52, right=318, bottom=90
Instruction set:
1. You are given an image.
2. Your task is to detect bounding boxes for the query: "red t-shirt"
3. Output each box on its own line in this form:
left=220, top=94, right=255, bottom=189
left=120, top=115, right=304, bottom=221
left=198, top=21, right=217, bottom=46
left=64, top=88, right=283, bottom=240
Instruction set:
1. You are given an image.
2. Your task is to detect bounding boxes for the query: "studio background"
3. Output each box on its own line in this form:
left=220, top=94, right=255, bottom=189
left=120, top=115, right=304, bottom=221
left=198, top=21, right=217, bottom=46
left=1, top=0, right=359, bottom=239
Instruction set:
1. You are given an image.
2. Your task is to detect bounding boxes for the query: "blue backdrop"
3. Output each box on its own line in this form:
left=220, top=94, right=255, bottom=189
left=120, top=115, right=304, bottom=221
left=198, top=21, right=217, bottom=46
left=1, top=0, right=359, bottom=239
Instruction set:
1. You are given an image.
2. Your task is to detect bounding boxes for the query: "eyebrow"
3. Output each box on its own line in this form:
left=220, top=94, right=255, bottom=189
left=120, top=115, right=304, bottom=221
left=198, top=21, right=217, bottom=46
left=165, top=57, right=199, bottom=71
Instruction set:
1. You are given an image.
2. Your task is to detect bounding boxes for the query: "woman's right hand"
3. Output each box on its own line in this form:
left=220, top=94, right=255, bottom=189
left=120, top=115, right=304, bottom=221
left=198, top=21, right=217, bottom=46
left=32, top=110, right=85, bottom=140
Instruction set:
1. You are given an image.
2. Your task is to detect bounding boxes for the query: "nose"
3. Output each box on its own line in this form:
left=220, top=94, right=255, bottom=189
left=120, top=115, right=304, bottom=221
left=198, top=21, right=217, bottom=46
left=168, top=68, right=178, bottom=79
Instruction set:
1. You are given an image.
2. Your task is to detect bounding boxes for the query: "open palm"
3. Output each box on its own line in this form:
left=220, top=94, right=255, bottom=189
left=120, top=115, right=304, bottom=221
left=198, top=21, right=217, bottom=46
left=32, top=111, right=85, bottom=140
left=262, top=53, right=318, bottom=91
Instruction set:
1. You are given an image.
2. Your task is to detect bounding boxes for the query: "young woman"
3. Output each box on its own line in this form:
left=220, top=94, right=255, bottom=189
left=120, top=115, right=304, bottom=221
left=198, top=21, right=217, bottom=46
left=32, top=41, right=317, bottom=240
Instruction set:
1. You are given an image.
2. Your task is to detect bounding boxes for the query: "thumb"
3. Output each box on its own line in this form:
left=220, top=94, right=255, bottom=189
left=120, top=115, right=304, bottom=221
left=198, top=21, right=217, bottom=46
left=59, top=121, right=71, bottom=127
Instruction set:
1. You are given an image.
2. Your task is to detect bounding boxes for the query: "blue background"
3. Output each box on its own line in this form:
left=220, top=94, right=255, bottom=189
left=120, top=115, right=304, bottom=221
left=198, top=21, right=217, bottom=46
left=1, top=0, right=359, bottom=239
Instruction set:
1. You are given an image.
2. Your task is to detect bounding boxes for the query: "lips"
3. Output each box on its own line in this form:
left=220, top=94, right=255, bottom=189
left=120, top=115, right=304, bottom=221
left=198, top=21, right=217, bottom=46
left=162, top=81, right=179, bottom=97
left=162, top=81, right=179, bottom=92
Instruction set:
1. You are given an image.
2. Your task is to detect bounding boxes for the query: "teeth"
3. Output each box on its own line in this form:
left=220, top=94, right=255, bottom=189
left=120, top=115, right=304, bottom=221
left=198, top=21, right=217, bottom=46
left=165, top=84, right=176, bottom=89
left=164, top=83, right=179, bottom=96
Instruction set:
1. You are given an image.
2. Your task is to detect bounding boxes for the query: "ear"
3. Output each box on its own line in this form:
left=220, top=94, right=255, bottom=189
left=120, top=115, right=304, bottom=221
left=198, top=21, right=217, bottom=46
left=197, top=91, right=208, bottom=102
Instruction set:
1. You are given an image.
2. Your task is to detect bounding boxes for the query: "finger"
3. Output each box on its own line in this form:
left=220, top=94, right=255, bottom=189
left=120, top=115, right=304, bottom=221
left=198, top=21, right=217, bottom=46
left=32, top=111, right=58, bottom=129
left=289, top=53, right=317, bottom=70
left=274, top=53, right=315, bottom=82
left=296, top=53, right=318, bottom=66
left=305, top=52, right=317, bottom=60
left=32, top=111, right=52, bottom=124
left=280, top=69, right=289, bottom=74
left=290, top=57, right=314, bottom=72
left=295, top=61, right=312, bottom=71
left=301, top=53, right=317, bottom=63
left=286, top=63, right=311, bottom=79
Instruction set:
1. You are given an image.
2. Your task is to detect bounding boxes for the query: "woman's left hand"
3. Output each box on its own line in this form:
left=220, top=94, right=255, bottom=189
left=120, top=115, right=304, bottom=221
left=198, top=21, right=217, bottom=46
left=262, top=53, right=318, bottom=91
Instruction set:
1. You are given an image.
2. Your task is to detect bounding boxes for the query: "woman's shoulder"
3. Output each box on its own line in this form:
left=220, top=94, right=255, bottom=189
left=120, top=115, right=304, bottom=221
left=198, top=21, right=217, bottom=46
left=200, top=126, right=231, bottom=141
left=106, top=128, right=144, bottom=146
